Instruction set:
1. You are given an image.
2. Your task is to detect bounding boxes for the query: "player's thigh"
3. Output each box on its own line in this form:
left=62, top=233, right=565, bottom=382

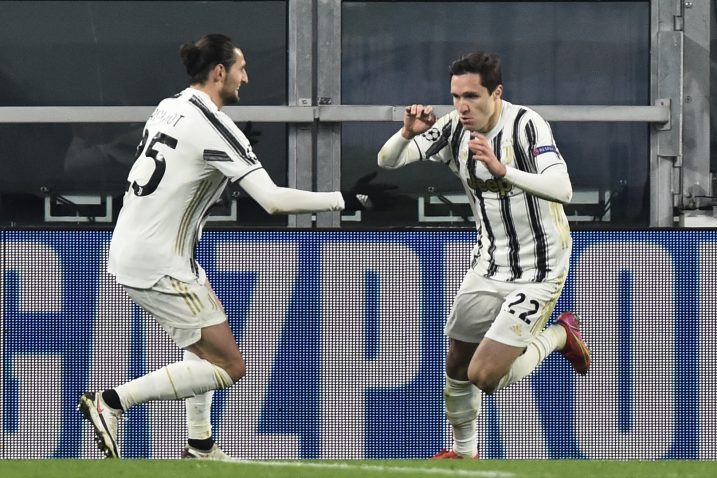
left=484, top=279, right=565, bottom=349
left=445, top=270, right=502, bottom=344
left=123, top=276, right=230, bottom=350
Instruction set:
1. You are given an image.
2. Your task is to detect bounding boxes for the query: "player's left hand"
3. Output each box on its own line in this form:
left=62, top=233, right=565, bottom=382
left=468, top=133, right=506, bottom=178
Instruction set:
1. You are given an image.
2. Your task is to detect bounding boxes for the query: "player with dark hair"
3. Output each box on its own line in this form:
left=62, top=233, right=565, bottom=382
left=378, top=51, right=591, bottom=459
left=79, top=33, right=345, bottom=460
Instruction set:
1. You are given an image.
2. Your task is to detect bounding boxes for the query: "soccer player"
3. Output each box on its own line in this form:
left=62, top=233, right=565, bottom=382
left=377, top=52, right=591, bottom=459
left=78, top=34, right=346, bottom=460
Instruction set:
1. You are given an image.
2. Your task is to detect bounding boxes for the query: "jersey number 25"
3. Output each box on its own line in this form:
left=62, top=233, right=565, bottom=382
left=131, top=131, right=178, bottom=197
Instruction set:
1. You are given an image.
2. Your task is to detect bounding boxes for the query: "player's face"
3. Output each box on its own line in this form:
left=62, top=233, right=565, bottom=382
left=451, top=73, right=502, bottom=133
left=220, top=48, right=249, bottom=105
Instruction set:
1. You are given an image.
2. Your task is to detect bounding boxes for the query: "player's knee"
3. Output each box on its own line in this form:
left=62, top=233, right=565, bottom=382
left=467, top=363, right=499, bottom=395
left=211, top=354, right=245, bottom=383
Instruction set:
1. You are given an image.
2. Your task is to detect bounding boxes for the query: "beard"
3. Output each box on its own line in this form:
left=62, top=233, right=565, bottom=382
left=221, top=87, right=240, bottom=105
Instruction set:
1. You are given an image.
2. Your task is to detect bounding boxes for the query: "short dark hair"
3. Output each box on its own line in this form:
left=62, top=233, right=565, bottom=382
left=180, top=33, right=239, bottom=84
left=449, top=52, right=502, bottom=94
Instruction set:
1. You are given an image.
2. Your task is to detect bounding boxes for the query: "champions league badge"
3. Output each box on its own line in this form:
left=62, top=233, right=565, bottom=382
left=531, top=145, right=557, bottom=157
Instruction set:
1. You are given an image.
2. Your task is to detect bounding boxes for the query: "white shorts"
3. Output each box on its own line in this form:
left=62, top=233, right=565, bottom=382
left=445, top=269, right=566, bottom=347
left=123, top=275, right=228, bottom=348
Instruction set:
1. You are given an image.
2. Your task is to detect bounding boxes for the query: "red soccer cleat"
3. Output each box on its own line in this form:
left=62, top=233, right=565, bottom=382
left=556, top=311, right=591, bottom=375
left=431, top=448, right=478, bottom=459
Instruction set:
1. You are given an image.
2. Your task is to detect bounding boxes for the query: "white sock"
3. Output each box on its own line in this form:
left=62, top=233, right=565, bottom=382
left=495, top=324, right=566, bottom=391
left=444, top=375, right=481, bottom=457
left=184, top=351, right=214, bottom=440
left=115, top=356, right=232, bottom=410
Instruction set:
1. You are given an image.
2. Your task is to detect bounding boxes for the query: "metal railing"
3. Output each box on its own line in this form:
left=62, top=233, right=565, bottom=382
left=0, top=104, right=670, bottom=124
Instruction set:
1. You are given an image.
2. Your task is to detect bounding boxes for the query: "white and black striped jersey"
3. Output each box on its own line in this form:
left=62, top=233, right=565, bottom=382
left=397, top=100, right=571, bottom=283
left=108, top=88, right=262, bottom=288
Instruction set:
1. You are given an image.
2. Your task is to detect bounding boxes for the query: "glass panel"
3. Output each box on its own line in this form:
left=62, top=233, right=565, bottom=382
left=711, top=5, right=717, bottom=177
left=0, top=122, right=287, bottom=226
left=342, top=1, right=650, bottom=227
left=0, top=1, right=286, bottom=106
left=0, top=1, right=287, bottom=226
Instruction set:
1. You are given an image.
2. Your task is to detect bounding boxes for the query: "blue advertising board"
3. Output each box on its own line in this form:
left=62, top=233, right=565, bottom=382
left=1, top=229, right=715, bottom=459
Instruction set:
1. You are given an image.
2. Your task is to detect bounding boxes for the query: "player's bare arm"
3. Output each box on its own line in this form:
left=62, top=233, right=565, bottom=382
left=401, top=104, right=437, bottom=139
left=468, top=133, right=506, bottom=177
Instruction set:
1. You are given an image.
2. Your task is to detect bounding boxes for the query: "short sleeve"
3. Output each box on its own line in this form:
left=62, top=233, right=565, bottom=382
left=197, top=109, right=263, bottom=181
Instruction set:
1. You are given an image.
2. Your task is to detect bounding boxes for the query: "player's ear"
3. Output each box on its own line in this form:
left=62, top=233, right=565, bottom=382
left=493, top=84, right=503, bottom=99
left=212, top=63, right=225, bottom=82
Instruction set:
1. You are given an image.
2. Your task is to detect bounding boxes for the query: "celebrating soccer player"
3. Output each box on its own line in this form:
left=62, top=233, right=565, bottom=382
left=79, top=33, right=346, bottom=460
left=377, top=51, right=591, bottom=459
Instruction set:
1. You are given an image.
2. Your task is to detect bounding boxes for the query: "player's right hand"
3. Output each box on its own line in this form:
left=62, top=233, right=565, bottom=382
left=401, top=104, right=436, bottom=140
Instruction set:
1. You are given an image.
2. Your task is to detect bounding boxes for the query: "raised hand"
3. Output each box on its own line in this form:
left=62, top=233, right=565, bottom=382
left=401, top=104, right=437, bottom=140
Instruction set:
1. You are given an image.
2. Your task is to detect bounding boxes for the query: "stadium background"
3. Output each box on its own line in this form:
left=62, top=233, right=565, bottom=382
left=0, top=0, right=714, bottom=463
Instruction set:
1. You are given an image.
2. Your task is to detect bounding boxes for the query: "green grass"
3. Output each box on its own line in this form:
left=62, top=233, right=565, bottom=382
left=0, top=459, right=716, bottom=478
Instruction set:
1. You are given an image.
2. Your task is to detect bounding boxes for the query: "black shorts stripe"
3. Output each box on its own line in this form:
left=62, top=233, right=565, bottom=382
left=189, top=96, right=257, bottom=166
